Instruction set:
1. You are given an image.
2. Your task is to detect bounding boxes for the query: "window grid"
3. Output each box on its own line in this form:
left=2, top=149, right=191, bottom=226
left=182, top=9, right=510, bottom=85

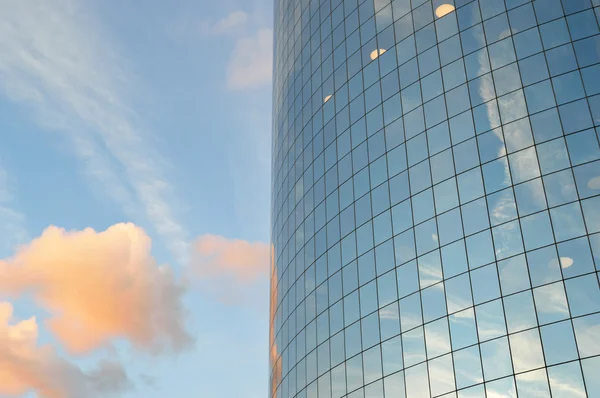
left=270, top=0, right=600, bottom=397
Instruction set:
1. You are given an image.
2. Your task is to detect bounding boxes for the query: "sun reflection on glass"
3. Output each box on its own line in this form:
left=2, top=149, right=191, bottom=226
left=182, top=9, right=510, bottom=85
left=370, top=48, right=386, bottom=60
left=435, top=4, right=455, bottom=18
left=560, top=257, right=574, bottom=269
left=587, top=176, right=600, bottom=190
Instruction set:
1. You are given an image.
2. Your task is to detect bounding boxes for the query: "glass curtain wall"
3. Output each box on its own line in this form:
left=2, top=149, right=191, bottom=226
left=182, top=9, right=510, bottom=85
left=270, top=0, right=600, bottom=397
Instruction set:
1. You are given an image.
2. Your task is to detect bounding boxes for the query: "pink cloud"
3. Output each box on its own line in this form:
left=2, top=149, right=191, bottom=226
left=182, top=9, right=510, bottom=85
left=192, top=234, right=270, bottom=282
left=189, top=234, right=270, bottom=303
left=0, top=302, right=131, bottom=398
left=0, top=223, right=192, bottom=354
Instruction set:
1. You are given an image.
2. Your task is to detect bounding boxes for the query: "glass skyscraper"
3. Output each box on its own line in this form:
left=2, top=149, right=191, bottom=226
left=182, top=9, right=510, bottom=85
left=269, top=0, right=600, bottom=397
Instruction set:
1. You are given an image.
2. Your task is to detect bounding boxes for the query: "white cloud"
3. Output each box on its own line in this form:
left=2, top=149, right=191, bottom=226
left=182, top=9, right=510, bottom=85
left=0, top=0, right=189, bottom=263
left=179, top=10, right=251, bottom=38
left=195, top=9, right=273, bottom=90
left=212, top=11, right=250, bottom=35
left=227, top=27, right=273, bottom=90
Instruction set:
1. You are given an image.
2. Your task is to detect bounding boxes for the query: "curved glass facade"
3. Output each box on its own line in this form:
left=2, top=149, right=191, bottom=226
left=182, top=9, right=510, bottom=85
left=270, top=0, right=600, bottom=397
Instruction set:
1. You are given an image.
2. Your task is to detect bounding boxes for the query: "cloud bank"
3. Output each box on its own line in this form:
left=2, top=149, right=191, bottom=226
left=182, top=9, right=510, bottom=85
left=0, top=223, right=192, bottom=354
left=0, top=302, right=131, bottom=398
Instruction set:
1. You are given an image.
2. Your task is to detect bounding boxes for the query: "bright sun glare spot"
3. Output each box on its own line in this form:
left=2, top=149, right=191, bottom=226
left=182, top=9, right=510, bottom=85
left=435, top=4, right=455, bottom=18
left=560, top=257, right=574, bottom=269
left=370, top=48, right=386, bottom=60
left=587, top=176, right=600, bottom=189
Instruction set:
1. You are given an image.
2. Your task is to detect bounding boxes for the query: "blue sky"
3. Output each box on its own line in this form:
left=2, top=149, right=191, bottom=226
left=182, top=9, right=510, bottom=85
left=0, top=1, right=273, bottom=397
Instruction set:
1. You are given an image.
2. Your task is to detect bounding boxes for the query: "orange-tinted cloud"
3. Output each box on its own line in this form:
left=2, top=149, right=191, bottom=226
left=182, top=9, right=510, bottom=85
left=0, top=223, right=192, bottom=354
left=189, top=234, right=270, bottom=303
left=192, top=234, right=270, bottom=282
left=0, top=302, right=131, bottom=398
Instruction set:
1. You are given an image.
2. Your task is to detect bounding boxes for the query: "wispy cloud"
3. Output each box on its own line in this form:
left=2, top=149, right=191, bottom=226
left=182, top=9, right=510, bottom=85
left=0, top=162, right=28, bottom=254
left=0, top=0, right=189, bottom=262
left=549, top=369, right=587, bottom=398
left=0, top=302, right=132, bottom=398
left=0, top=223, right=192, bottom=354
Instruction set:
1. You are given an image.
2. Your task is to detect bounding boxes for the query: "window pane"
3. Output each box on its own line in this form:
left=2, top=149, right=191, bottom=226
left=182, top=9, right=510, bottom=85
left=540, top=320, right=579, bottom=366
left=548, top=362, right=587, bottom=398
left=481, top=337, right=513, bottom=381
